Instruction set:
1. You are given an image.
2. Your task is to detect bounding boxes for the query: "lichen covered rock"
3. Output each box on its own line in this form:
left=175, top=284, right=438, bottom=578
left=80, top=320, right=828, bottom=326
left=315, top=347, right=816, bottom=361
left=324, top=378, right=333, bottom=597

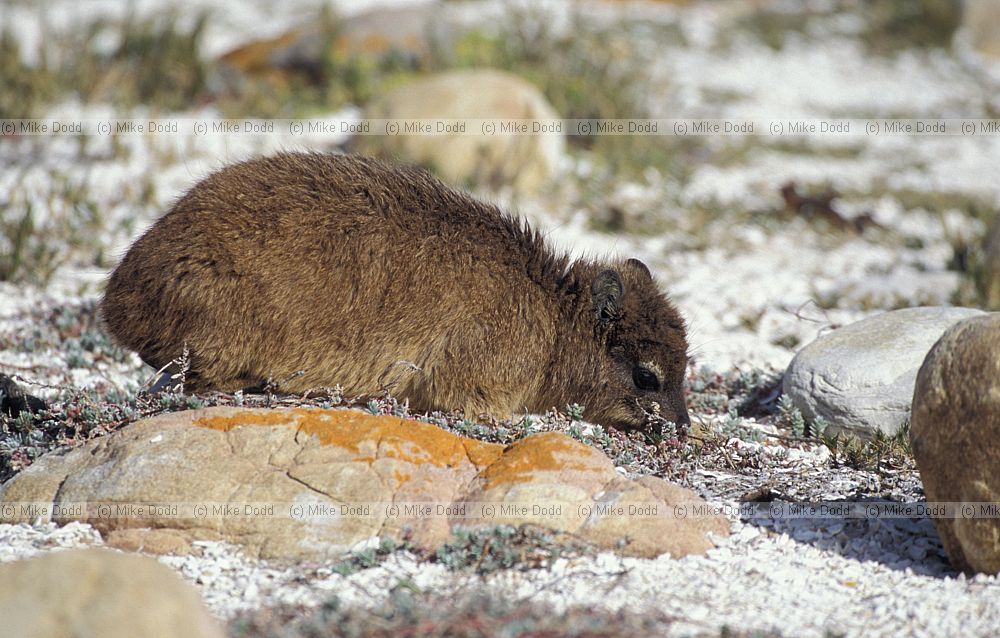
left=212, top=6, right=437, bottom=93
left=0, top=407, right=726, bottom=560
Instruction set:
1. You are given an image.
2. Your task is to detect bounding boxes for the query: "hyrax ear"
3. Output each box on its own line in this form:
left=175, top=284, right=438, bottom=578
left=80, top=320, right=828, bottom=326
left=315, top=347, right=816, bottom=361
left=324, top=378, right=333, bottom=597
left=626, top=258, right=652, bottom=280
left=592, top=270, right=625, bottom=324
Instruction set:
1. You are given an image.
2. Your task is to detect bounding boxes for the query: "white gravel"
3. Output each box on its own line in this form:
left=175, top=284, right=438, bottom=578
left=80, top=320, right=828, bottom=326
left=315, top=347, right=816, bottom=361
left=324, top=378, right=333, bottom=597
left=3, top=501, right=998, bottom=638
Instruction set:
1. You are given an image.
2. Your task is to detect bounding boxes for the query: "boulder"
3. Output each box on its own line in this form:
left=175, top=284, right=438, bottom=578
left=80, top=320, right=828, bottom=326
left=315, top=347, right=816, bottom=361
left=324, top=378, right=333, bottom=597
left=213, top=5, right=439, bottom=93
left=977, top=214, right=1000, bottom=309
left=910, top=313, right=1000, bottom=574
left=0, top=549, right=224, bottom=638
left=0, top=407, right=727, bottom=560
left=960, top=0, right=1000, bottom=59
left=359, top=70, right=565, bottom=195
left=783, top=307, right=984, bottom=438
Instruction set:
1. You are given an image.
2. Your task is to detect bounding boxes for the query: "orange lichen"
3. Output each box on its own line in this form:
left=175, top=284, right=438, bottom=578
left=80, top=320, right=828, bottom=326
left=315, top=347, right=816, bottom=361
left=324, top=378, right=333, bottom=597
left=463, top=439, right=505, bottom=468
left=194, top=408, right=503, bottom=470
left=195, top=409, right=616, bottom=492
left=355, top=34, right=391, bottom=55
left=292, top=410, right=381, bottom=455
left=381, top=425, right=502, bottom=469
left=195, top=410, right=291, bottom=432
left=478, top=433, right=601, bottom=490
left=218, top=29, right=306, bottom=73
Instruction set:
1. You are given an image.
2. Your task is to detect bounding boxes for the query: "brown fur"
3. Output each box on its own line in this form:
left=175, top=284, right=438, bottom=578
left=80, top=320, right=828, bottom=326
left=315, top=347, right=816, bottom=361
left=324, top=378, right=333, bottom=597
left=100, top=153, right=689, bottom=430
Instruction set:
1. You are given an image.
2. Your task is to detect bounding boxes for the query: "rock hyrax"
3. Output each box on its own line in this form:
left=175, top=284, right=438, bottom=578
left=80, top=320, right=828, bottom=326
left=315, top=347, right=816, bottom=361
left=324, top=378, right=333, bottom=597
left=101, top=153, right=690, bottom=431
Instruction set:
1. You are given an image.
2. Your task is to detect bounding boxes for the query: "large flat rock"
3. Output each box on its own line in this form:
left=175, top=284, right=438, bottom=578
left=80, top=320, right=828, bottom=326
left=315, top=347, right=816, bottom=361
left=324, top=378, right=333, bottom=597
left=0, top=407, right=727, bottom=560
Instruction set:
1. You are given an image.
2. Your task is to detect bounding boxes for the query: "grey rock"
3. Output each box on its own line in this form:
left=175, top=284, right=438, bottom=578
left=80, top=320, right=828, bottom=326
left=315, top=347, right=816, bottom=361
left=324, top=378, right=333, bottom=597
left=783, top=306, right=984, bottom=438
left=962, top=0, right=1000, bottom=60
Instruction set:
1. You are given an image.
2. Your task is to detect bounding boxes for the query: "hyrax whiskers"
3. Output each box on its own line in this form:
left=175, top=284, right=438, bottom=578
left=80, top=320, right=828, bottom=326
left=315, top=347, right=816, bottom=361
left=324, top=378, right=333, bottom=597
left=100, top=152, right=690, bottom=431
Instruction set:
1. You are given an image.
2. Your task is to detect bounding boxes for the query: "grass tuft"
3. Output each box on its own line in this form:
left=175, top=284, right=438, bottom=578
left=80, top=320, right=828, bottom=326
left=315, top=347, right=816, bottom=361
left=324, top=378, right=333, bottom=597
left=72, top=10, right=210, bottom=110
left=730, top=0, right=962, bottom=55
left=0, top=171, right=110, bottom=286
left=0, top=28, right=56, bottom=119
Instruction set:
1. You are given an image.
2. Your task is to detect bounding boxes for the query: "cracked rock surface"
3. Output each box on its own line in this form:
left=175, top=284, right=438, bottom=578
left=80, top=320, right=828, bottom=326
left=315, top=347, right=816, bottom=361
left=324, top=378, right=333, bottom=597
left=0, top=407, right=728, bottom=560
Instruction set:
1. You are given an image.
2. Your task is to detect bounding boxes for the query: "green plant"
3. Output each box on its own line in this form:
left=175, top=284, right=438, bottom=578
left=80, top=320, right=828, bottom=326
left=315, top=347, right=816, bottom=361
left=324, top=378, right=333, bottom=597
left=434, top=525, right=591, bottom=575
left=0, top=383, right=141, bottom=482
left=811, top=415, right=830, bottom=438
left=565, top=403, right=585, bottom=421
left=822, top=420, right=914, bottom=474
left=0, top=200, right=43, bottom=283
left=68, top=10, right=210, bottom=110
left=436, top=11, right=705, bottom=181
left=776, top=395, right=806, bottom=437
left=331, top=537, right=408, bottom=576
left=858, top=0, right=962, bottom=54
left=687, top=367, right=783, bottom=418
left=0, top=171, right=110, bottom=286
left=441, top=12, right=641, bottom=124
left=718, top=410, right=766, bottom=444
left=227, top=589, right=710, bottom=638
left=0, top=27, right=56, bottom=119
left=728, top=0, right=962, bottom=55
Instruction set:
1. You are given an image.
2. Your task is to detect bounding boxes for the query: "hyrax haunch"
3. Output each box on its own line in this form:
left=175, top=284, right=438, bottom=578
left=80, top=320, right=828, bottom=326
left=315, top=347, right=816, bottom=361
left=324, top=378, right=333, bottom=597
left=101, top=153, right=690, bottom=431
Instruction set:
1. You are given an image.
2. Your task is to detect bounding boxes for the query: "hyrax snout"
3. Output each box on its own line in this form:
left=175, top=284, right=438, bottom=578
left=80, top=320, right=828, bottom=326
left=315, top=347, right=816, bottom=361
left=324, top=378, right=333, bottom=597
left=100, top=152, right=690, bottom=431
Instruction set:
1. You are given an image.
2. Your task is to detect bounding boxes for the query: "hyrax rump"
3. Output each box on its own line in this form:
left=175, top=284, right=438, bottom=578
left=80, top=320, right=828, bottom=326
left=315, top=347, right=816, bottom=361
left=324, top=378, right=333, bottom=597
left=100, top=153, right=690, bottom=431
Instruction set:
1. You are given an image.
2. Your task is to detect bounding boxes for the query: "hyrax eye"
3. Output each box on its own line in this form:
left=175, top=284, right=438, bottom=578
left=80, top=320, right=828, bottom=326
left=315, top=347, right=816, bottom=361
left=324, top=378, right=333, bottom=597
left=632, top=367, right=660, bottom=391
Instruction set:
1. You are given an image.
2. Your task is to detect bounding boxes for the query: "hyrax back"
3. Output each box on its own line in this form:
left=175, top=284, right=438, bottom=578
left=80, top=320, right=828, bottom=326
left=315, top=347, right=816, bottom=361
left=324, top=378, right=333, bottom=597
left=101, top=153, right=690, bottom=431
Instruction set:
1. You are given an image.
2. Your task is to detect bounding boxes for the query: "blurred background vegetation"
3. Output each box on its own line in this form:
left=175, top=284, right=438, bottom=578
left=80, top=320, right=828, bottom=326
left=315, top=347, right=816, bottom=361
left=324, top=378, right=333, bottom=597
left=2, top=0, right=999, bottom=310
